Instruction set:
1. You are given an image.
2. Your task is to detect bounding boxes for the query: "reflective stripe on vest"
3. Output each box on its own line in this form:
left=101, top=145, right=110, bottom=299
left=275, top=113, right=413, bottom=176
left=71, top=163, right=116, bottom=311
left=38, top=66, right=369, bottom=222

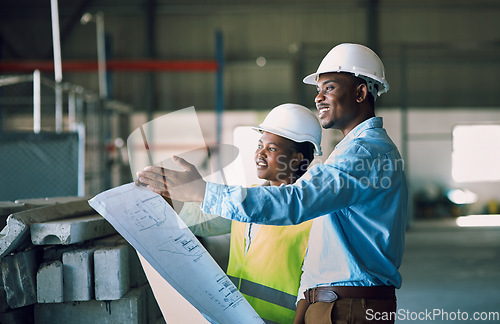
left=227, top=220, right=312, bottom=323
left=228, top=276, right=297, bottom=311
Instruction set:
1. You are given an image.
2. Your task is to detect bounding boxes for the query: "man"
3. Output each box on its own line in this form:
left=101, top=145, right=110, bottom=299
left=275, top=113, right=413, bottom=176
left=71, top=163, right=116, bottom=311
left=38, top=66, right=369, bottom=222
left=137, top=43, right=408, bottom=323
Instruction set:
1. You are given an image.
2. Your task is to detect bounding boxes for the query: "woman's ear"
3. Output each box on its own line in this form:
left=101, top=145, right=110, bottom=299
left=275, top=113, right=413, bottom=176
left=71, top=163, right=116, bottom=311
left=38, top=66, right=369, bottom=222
left=291, top=152, right=304, bottom=168
left=356, top=83, right=368, bottom=103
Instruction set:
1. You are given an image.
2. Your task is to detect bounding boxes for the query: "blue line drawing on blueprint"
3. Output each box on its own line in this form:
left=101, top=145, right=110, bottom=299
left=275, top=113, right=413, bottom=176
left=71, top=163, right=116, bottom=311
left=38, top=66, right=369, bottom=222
left=126, top=195, right=168, bottom=231
left=208, top=274, right=242, bottom=311
left=157, top=231, right=205, bottom=260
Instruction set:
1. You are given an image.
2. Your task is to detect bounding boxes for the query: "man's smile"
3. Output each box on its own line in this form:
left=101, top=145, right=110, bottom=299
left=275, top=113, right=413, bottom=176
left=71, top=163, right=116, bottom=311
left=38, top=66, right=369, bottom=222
left=317, top=105, right=330, bottom=119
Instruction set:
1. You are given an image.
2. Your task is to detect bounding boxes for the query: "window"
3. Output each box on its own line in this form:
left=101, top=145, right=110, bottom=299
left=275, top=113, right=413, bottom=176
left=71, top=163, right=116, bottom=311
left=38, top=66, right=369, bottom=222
left=451, top=124, right=500, bottom=182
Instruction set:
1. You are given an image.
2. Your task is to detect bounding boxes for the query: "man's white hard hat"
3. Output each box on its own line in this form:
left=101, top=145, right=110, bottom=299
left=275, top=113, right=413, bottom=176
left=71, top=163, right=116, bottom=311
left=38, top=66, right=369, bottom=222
left=303, top=43, right=390, bottom=100
left=252, top=103, right=323, bottom=156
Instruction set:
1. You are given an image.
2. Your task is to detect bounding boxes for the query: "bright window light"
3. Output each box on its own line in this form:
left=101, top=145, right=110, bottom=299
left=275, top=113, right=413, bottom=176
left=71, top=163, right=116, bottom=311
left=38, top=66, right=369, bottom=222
left=452, top=125, right=500, bottom=182
left=456, top=214, right=500, bottom=227
left=446, top=188, right=478, bottom=205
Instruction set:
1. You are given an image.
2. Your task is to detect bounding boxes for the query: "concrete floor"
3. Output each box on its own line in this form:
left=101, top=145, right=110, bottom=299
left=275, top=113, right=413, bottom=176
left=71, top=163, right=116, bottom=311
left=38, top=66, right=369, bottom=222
left=396, top=219, right=500, bottom=323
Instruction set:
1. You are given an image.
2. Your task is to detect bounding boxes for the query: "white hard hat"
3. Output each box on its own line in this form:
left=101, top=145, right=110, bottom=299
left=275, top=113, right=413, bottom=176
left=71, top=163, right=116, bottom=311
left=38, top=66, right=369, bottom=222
left=252, top=103, right=322, bottom=156
left=303, top=43, right=389, bottom=99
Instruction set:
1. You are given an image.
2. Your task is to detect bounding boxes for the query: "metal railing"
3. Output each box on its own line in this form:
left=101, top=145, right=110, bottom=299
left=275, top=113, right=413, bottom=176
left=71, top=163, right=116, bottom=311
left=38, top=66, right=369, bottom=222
left=0, top=70, right=133, bottom=198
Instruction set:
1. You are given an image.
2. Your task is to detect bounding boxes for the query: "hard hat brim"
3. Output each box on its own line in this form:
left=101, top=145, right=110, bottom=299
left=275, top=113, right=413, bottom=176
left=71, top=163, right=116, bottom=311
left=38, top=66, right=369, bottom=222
left=302, top=71, right=390, bottom=96
left=251, top=126, right=322, bottom=156
left=302, top=72, right=318, bottom=85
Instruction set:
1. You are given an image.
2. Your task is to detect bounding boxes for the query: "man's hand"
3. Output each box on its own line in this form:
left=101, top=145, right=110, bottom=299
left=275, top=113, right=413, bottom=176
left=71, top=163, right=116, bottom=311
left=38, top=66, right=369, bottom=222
left=136, top=156, right=206, bottom=202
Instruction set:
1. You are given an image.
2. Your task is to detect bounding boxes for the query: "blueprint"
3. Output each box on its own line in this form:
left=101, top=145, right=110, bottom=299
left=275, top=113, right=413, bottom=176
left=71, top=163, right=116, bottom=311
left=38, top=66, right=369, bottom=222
left=88, top=183, right=264, bottom=324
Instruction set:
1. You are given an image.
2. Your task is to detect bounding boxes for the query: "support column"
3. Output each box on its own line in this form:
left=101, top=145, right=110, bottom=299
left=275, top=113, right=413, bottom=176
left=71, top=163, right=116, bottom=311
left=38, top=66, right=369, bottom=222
left=145, top=0, right=157, bottom=121
left=366, top=0, right=380, bottom=54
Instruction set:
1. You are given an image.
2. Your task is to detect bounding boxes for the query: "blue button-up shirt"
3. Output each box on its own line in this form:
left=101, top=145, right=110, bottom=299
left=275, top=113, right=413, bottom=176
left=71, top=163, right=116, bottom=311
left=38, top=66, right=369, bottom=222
left=202, top=117, right=408, bottom=300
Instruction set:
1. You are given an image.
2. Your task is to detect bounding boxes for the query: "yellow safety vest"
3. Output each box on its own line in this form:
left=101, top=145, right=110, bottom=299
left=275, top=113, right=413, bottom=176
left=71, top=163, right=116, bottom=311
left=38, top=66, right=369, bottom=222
left=227, top=220, right=312, bottom=324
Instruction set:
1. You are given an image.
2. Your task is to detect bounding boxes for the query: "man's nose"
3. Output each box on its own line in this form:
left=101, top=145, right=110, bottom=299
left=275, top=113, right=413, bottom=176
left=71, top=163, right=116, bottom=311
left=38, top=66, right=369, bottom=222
left=315, top=90, right=324, bottom=103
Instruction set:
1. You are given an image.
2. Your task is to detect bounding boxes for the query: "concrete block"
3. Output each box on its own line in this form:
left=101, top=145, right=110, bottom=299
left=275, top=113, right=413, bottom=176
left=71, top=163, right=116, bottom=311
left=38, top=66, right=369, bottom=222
left=37, top=260, right=63, bottom=303
left=0, top=200, right=95, bottom=257
left=31, top=214, right=116, bottom=245
left=34, top=284, right=149, bottom=324
left=90, top=235, right=147, bottom=288
left=62, top=248, right=95, bottom=301
left=14, top=196, right=91, bottom=209
left=0, top=249, right=40, bottom=308
left=94, top=244, right=130, bottom=301
left=0, top=215, right=30, bottom=259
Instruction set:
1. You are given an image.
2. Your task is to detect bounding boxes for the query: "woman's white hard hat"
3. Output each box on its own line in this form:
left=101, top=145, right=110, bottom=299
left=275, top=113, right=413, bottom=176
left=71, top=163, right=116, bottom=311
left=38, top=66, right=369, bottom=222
left=303, top=43, right=390, bottom=100
left=252, top=103, right=322, bottom=156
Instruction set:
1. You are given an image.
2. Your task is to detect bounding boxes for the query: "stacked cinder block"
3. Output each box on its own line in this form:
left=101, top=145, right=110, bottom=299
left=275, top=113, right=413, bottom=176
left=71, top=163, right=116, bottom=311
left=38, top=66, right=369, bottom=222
left=1, top=249, right=40, bottom=308
left=94, top=244, right=130, bottom=301
left=36, top=260, right=63, bottom=303
left=0, top=198, right=164, bottom=324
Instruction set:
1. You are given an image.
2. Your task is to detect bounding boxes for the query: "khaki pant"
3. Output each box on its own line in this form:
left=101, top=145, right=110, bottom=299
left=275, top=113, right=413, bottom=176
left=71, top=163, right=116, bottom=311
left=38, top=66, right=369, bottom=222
left=304, top=297, right=397, bottom=324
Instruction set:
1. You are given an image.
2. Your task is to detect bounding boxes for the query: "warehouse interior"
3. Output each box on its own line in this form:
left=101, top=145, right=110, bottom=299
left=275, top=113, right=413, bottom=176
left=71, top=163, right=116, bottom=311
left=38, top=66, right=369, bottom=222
left=1, top=0, right=499, bottom=323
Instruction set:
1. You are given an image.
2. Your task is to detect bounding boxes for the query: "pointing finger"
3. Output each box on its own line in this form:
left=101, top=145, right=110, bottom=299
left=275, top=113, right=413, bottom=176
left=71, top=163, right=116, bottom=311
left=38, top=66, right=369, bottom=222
left=173, top=155, right=195, bottom=171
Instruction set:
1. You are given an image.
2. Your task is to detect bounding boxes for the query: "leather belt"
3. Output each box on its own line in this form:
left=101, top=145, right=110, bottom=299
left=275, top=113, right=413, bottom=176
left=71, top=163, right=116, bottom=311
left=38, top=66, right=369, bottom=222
left=304, top=286, right=395, bottom=304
